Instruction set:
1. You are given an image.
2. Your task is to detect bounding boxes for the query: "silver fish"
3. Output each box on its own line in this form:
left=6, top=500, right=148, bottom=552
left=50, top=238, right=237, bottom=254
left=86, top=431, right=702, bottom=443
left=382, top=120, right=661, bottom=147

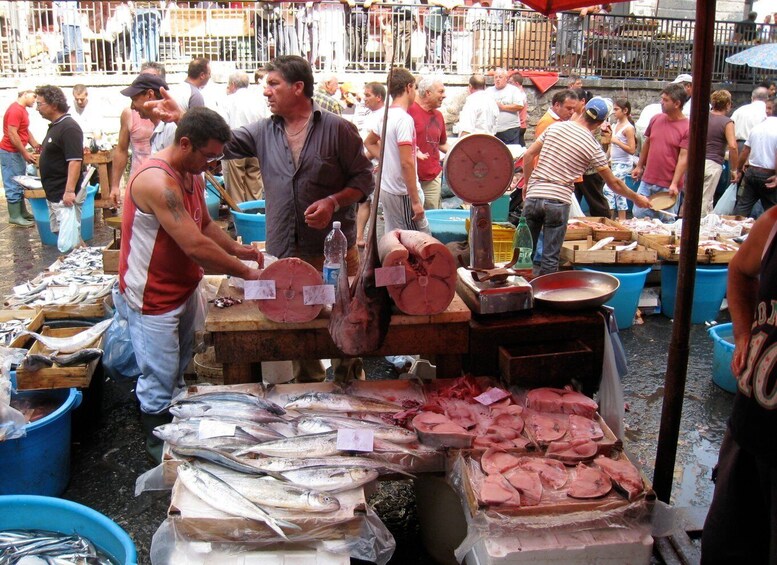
left=174, top=417, right=284, bottom=442
left=245, top=455, right=415, bottom=478
left=176, top=462, right=299, bottom=539
left=170, top=401, right=288, bottom=424
left=284, top=392, right=402, bottom=414
left=171, top=445, right=287, bottom=480
left=176, top=390, right=285, bottom=415
left=234, top=431, right=341, bottom=458
left=153, top=422, right=256, bottom=451
left=21, top=318, right=113, bottom=353
left=49, top=348, right=103, bottom=367
left=296, top=414, right=417, bottom=444
left=280, top=466, right=379, bottom=493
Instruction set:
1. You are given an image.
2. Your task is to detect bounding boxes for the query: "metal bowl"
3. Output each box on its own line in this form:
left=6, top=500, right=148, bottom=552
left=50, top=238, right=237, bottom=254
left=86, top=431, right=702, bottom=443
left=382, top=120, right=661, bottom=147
left=530, top=270, right=620, bottom=311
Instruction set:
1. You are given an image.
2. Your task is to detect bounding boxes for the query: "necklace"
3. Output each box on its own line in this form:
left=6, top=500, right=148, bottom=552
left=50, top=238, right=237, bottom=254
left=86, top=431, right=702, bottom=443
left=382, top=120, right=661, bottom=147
left=284, top=113, right=312, bottom=137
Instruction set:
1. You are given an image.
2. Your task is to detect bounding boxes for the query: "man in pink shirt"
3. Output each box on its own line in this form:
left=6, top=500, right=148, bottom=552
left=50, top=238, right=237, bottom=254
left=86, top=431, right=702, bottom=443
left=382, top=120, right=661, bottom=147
left=631, top=83, right=689, bottom=219
left=408, top=76, right=449, bottom=209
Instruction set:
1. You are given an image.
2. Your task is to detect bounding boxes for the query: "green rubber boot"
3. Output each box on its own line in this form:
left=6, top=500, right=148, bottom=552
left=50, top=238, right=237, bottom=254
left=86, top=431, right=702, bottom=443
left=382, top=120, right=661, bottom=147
left=139, top=411, right=173, bottom=465
left=8, top=201, right=33, bottom=228
left=19, top=199, right=33, bottom=221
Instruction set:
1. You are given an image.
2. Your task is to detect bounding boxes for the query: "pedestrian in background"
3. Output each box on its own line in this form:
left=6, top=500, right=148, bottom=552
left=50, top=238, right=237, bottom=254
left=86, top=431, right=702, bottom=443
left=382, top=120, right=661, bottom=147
left=0, top=89, right=39, bottom=227
left=607, top=97, right=636, bottom=220
left=703, top=90, right=738, bottom=216
left=408, top=76, right=449, bottom=210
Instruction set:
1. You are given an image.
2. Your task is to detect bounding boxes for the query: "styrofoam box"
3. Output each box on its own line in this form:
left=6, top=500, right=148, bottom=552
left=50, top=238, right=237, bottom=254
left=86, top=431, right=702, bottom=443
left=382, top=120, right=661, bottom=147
left=464, top=527, right=653, bottom=565
left=170, top=545, right=350, bottom=564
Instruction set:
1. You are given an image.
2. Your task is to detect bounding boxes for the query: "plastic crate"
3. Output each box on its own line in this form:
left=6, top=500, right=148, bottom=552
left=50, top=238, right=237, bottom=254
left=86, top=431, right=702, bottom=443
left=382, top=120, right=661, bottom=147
left=465, top=220, right=516, bottom=263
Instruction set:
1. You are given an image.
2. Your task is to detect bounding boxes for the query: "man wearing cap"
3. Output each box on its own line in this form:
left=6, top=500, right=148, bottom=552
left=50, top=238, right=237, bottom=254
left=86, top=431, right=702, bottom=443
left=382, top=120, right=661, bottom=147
left=673, top=74, right=693, bottom=118
left=521, top=98, right=649, bottom=275
left=120, top=73, right=177, bottom=155
left=631, top=83, right=689, bottom=220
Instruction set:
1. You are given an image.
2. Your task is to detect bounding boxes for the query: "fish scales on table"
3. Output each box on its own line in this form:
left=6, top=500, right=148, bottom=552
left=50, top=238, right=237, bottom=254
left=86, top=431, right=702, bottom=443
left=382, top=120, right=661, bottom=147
left=176, top=462, right=300, bottom=540
left=0, top=529, right=114, bottom=564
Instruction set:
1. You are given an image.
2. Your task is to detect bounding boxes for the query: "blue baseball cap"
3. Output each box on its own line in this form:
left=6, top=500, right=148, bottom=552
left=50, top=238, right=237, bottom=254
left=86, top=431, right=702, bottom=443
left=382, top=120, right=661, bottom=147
left=584, top=98, right=609, bottom=121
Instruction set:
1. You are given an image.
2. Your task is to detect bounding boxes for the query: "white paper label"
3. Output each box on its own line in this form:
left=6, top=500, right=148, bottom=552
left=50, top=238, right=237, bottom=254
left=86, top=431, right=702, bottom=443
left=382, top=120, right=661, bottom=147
left=474, top=387, right=511, bottom=406
left=336, top=428, right=374, bottom=452
left=303, top=284, right=336, bottom=305
left=375, top=266, right=406, bottom=287
left=198, top=420, right=237, bottom=439
left=244, top=279, right=276, bottom=300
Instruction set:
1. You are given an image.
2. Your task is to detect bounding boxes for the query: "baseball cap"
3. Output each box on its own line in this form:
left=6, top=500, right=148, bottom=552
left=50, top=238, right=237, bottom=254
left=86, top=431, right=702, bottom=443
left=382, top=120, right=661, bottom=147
left=584, top=98, right=609, bottom=121
left=672, top=73, right=692, bottom=84
left=120, top=74, right=169, bottom=97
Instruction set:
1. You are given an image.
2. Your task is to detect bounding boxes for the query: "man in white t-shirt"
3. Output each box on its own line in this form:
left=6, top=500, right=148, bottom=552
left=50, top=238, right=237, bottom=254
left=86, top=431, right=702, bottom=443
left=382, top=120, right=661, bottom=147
left=364, top=67, right=428, bottom=234
left=522, top=99, right=650, bottom=275
left=734, top=103, right=777, bottom=216
left=356, top=81, right=386, bottom=247
left=732, top=86, right=769, bottom=150
left=457, top=74, right=499, bottom=136
left=487, top=67, right=525, bottom=145
left=70, top=84, right=104, bottom=140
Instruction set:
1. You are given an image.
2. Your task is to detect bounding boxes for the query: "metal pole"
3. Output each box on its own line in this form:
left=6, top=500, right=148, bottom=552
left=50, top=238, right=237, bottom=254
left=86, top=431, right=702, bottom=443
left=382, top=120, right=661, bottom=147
left=652, top=0, right=716, bottom=504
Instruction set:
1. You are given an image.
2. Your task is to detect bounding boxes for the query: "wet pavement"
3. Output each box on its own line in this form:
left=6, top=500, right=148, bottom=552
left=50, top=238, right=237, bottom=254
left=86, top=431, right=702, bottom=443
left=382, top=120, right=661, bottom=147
left=0, top=200, right=732, bottom=564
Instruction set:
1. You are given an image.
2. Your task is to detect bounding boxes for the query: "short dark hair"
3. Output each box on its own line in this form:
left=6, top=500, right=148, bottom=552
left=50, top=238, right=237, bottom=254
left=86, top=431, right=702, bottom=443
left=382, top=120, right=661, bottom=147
left=389, top=67, right=415, bottom=98
left=571, top=87, right=590, bottom=102
left=72, top=84, right=87, bottom=96
left=551, top=88, right=579, bottom=106
left=265, top=56, right=314, bottom=98
left=187, top=58, right=210, bottom=79
left=365, top=81, right=386, bottom=101
left=141, top=61, right=166, bottom=80
left=35, top=85, right=68, bottom=113
left=661, top=83, right=689, bottom=107
left=175, top=107, right=232, bottom=149
left=469, top=74, right=486, bottom=90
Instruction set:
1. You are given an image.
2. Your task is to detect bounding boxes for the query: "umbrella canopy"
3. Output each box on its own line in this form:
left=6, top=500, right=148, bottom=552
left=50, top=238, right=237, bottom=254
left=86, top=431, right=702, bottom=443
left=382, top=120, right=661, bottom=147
left=725, top=42, right=777, bottom=70
left=517, top=0, right=599, bottom=15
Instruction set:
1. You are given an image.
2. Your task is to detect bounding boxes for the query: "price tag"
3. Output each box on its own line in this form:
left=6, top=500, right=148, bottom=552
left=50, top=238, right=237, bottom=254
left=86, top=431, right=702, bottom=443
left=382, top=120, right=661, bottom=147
left=244, top=279, right=276, bottom=300
left=198, top=420, right=237, bottom=439
left=303, top=285, right=336, bottom=305
left=375, top=266, right=406, bottom=287
left=474, top=387, right=511, bottom=406
left=336, top=428, right=374, bottom=452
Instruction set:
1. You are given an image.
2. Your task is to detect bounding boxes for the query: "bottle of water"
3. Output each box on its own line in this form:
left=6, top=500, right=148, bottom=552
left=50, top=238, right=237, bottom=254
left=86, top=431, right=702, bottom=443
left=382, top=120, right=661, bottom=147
left=323, top=221, right=347, bottom=285
left=514, top=217, right=533, bottom=269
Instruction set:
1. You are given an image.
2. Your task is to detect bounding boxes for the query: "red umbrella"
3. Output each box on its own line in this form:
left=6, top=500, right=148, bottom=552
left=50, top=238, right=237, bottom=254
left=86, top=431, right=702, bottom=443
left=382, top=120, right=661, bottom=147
left=518, top=0, right=717, bottom=504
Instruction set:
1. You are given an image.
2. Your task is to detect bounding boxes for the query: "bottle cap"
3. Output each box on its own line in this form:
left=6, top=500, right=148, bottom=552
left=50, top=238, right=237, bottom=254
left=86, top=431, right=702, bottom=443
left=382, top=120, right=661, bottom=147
left=333, top=221, right=341, bottom=229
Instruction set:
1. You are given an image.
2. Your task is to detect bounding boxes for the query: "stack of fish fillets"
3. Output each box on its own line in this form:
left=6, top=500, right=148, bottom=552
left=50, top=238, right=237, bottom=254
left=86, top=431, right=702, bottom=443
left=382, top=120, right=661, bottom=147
left=161, top=382, right=432, bottom=542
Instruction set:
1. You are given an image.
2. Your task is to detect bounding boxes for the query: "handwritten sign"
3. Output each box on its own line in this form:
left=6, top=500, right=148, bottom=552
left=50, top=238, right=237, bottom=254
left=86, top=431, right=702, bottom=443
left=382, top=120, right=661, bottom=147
left=303, top=284, right=336, bottom=305
left=336, top=428, right=374, bottom=452
left=198, top=420, right=237, bottom=439
left=244, top=279, right=276, bottom=300
left=474, top=387, right=511, bottom=406
left=375, top=266, right=406, bottom=287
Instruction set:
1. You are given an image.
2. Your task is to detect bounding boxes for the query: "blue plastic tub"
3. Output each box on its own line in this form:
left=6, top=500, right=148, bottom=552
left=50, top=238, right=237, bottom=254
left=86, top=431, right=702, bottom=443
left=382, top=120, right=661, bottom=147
left=579, top=265, right=651, bottom=330
left=426, top=209, right=469, bottom=244
left=0, top=495, right=137, bottom=565
left=490, top=193, right=510, bottom=222
left=28, top=185, right=98, bottom=246
left=661, top=264, right=728, bottom=324
left=0, top=387, right=82, bottom=496
left=232, top=199, right=266, bottom=243
left=708, top=323, right=737, bottom=393
left=204, top=178, right=222, bottom=219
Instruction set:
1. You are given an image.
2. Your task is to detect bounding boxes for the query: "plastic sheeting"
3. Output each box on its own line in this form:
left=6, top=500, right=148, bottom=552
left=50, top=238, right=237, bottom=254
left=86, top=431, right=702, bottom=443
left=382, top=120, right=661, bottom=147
left=0, top=347, right=30, bottom=441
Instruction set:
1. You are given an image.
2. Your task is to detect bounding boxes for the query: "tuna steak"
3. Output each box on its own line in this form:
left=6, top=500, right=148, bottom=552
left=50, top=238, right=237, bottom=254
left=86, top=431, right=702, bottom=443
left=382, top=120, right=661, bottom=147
left=594, top=455, right=644, bottom=501
left=567, top=464, right=612, bottom=499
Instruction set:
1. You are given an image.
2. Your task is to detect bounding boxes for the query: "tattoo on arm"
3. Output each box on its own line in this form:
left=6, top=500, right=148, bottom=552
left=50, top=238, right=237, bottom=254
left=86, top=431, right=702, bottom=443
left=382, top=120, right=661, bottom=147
left=163, top=188, right=184, bottom=222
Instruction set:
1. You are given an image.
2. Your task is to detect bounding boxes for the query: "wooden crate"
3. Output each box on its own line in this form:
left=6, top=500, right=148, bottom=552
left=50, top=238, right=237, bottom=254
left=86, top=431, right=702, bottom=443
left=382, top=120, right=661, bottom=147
left=15, top=326, right=104, bottom=390
left=102, top=240, right=119, bottom=274
left=561, top=238, right=657, bottom=265
left=637, top=233, right=739, bottom=264
left=568, top=217, right=634, bottom=241
left=0, top=308, right=44, bottom=348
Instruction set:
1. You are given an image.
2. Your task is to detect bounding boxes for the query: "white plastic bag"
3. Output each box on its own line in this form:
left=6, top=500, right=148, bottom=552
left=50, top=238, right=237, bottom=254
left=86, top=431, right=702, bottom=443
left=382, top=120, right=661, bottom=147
left=57, top=205, right=81, bottom=253
left=712, top=182, right=738, bottom=216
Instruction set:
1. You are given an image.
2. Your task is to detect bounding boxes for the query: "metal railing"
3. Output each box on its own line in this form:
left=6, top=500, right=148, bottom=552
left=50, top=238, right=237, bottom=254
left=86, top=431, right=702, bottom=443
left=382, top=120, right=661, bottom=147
left=0, top=1, right=773, bottom=83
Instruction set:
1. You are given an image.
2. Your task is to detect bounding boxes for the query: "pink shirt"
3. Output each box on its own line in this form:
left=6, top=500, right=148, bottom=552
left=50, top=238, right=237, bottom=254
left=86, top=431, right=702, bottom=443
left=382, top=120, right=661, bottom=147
left=129, top=110, right=154, bottom=176
left=643, top=113, right=689, bottom=189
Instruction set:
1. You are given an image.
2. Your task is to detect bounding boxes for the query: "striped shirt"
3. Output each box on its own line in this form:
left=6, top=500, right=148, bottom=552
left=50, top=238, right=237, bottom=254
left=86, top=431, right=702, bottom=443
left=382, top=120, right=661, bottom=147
left=526, top=121, right=609, bottom=204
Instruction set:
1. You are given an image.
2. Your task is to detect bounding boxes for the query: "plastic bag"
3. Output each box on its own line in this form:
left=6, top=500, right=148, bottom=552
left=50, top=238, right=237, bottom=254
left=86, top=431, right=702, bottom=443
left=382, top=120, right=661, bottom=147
left=57, top=205, right=82, bottom=253
left=0, top=346, right=31, bottom=441
left=712, top=182, right=737, bottom=216
left=102, top=286, right=141, bottom=381
left=598, top=310, right=625, bottom=440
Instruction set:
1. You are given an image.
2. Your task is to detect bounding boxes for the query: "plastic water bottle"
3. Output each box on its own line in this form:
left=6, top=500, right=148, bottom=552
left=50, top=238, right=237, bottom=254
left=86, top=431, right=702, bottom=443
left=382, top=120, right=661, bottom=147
left=323, top=221, right=347, bottom=285
left=514, top=217, right=533, bottom=269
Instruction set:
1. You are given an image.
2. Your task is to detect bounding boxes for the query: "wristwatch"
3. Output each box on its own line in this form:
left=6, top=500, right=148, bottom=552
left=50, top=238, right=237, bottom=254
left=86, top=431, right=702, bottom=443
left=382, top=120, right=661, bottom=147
left=327, top=194, right=340, bottom=212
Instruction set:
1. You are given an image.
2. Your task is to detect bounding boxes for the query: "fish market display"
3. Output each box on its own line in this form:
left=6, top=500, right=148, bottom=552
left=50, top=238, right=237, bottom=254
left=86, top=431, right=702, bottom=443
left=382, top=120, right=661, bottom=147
left=526, top=387, right=599, bottom=419
left=279, top=466, right=379, bottom=493
left=48, top=246, right=106, bottom=274
left=174, top=389, right=285, bottom=415
left=6, top=273, right=115, bottom=308
left=21, top=318, right=113, bottom=353
left=620, top=218, right=672, bottom=235
left=567, top=218, right=630, bottom=234
left=295, top=414, right=417, bottom=443
left=594, top=454, right=644, bottom=501
left=0, top=315, right=34, bottom=347
left=21, top=347, right=103, bottom=371
left=566, top=464, right=612, bottom=499
left=0, top=529, right=116, bottom=564
left=255, top=257, right=323, bottom=323
left=285, top=391, right=402, bottom=414
left=412, top=411, right=473, bottom=448
left=377, top=229, right=457, bottom=315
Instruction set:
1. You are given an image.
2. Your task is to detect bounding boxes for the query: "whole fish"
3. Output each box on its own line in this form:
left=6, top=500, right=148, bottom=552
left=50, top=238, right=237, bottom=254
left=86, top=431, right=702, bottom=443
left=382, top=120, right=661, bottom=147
left=170, top=401, right=288, bottom=424
left=175, top=390, right=285, bottom=415
left=20, top=318, right=113, bottom=353
left=20, top=354, right=54, bottom=372
left=246, top=455, right=415, bottom=477
left=174, top=417, right=284, bottom=442
left=50, top=348, right=103, bottom=366
left=0, top=529, right=111, bottom=563
left=284, top=392, right=402, bottom=414
left=296, top=414, right=417, bottom=444
left=176, top=462, right=299, bottom=539
left=153, top=422, right=257, bottom=451
left=235, top=431, right=341, bottom=458
left=280, top=466, right=379, bottom=493
left=171, top=445, right=287, bottom=480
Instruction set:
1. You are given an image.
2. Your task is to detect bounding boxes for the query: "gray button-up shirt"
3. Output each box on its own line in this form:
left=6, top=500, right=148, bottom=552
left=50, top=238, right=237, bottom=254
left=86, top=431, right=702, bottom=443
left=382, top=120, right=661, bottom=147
left=226, top=103, right=374, bottom=259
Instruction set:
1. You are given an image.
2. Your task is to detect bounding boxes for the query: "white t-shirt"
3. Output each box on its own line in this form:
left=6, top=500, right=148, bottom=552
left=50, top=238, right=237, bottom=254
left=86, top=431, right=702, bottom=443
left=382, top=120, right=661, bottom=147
left=221, top=87, right=266, bottom=129
left=70, top=101, right=103, bottom=139
left=371, top=106, right=420, bottom=196
left=732, top=100, right=767, bottom=141
left=487, top=83, right=524, bottom=133
left=745, top=116, right=777, bottom=169
left=457, top=90, right=499, bottom=135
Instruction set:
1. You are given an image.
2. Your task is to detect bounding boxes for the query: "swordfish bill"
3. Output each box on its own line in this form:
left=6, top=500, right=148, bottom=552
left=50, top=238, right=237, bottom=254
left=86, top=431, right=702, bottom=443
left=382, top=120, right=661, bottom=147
left=328, top=63, right=397, bottom=356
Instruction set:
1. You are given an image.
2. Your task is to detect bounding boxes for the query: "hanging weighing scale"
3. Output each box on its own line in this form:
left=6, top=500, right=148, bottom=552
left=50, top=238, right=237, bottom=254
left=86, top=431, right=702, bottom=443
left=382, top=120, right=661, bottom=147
left=444, top=134, right=533, bottom=314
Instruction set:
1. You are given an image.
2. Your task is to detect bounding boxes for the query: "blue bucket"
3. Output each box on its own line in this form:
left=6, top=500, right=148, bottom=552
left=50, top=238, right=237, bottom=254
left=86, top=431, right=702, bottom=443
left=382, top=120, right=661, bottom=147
left=232, top=199, right=266, bottom=243
left=661, top=264, right=728, bottom=324
left=28, top=185, right=98, bottom=246
left=490, top=193, right=510, bottom=222
left=0, top=495, right=137, bottom=565
left=708, top=323, right=737, bottom=393
left=578, top=265, right=651, bottom=329
left=204, top=186, right=220, bottom=219
left=0, top=387, right=82, bottom=496
left=426, top=209, right=469, bottom=244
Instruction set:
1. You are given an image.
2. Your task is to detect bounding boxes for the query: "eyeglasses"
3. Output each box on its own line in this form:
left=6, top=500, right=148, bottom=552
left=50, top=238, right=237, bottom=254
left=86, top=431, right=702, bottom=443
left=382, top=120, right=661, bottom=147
left=197, top=148, right=223, bottom=163
left=36, top=100, right=47, bottom=107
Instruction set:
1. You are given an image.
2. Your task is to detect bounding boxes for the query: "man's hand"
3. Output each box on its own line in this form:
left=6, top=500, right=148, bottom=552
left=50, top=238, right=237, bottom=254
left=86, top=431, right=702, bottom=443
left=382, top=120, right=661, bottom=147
left=634, top=194, right=651, bottom=209
left=416, top=150, right=429, bottom=161
left=234, top=243, right=264, bottom=267
left=62, top=192, right=76, bottom=207
left=766, top=174, right=777, bottom=189
left=411, top=200, right=424, bottom=221
left=668, top=184, right=679, bottom=197
left=732, top=336, right=750, bottom=377
left=631, top=164, right=643, bottom=181
left=109, top=187, right=122, bottom=207
left=22, top=150, right=36, bottom=164
left=144, top=87, right=183, bottom=123
left=304, top=197, right=336, bottom=230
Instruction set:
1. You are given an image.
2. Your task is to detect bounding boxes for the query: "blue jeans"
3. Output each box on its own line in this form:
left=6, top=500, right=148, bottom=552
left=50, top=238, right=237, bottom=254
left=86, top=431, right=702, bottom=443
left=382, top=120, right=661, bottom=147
left=632, top=181, right=678, bottom=220
left=734, top=168, right=777, bottom=217
left=496, top=127, right=522, bottom=146
left=522, top=197, right=570, bottom=275
left=62, top=24, right=84, bottom=71
left=131, top=10, right=160, bottom=69
left=0, top=149, right=26, bottom=203
left=121, top=288, right=199, bottom=415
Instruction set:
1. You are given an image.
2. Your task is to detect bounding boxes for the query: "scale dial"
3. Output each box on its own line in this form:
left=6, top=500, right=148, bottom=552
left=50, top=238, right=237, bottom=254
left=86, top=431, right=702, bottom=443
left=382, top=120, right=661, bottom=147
left=443, top=134, right=515, bottom=205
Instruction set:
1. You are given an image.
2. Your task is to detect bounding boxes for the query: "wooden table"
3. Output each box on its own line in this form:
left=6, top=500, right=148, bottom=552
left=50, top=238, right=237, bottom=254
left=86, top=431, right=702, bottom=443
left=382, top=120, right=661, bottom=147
left=205, top=280, right=471, bottom=384
left=83, top=149, right=114, bottom=211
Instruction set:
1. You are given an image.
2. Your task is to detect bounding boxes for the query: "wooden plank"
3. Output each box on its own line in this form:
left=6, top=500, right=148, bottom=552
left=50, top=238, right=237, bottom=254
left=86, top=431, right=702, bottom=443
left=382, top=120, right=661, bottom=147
left=561, top=239, right=617, bottom=264
left=616, top=245, right=657, bottom=264
left=669, top=530, right=702, bottom=564
left=101, top=240, right=119, bottom=274
left=637, top=233, right=738, bottom=264
left=654, top=537, right=683, bottom=565
left=0, top=308, right=44, bottom=348
left=15, top=327, right=102, bottom=390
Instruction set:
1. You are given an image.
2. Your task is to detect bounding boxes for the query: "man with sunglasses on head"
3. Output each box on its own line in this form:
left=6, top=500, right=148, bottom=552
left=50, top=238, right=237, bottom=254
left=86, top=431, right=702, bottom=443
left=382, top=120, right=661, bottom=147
left=117, top=107, right=264, bottom=463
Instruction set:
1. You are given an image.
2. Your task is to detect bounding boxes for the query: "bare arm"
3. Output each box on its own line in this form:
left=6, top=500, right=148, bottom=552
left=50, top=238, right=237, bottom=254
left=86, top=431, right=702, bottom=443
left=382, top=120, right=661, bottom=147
left=632, top=135, right=650, bottom=179
left=110, top=107, right=132, bottom=206
left=669, top=147, right=688, bottom=196
left=364, top=131, right=381, bottom=161
left=202, top=220, right=264, bottom=265
left=598, top=166, right=651, bottom=208
left=399, top=144, right=424, bottom=220
left=7, top=126, right=34, bottom=163
left=724, top=121, right=739, bottom=181
left=303, top=187, right=366, bottom=230
left=497, top=102, right=522, bottom=113
left=521, top=139, right=542, bottom=199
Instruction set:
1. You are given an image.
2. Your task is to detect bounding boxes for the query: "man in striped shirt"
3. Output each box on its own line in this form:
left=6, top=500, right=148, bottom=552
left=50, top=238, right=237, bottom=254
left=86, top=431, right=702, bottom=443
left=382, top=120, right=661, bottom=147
left=521, top=98, right=651, bottom=275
